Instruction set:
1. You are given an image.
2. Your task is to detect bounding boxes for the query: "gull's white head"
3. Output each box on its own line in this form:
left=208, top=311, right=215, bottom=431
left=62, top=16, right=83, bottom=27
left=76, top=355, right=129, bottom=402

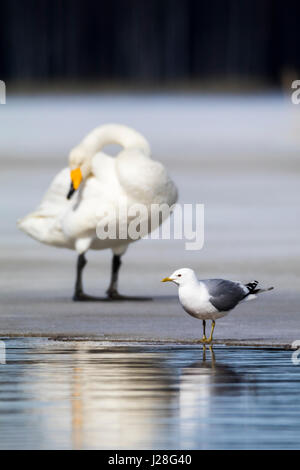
left=161, top=268, right=198, bottom=286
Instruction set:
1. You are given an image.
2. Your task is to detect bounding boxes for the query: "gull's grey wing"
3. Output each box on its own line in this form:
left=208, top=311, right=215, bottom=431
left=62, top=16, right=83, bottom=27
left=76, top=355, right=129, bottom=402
left=202, top=279, right=247, bottom=312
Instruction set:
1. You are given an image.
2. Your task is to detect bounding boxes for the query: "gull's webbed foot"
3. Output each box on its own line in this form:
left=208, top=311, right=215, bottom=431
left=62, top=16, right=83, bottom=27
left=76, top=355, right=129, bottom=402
left=199, top=338, right=213, bottom=344
left=199, top=335, right=208, bottom=344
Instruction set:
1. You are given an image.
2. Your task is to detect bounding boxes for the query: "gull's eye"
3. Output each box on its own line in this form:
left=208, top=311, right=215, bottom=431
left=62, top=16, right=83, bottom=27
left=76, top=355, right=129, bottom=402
left=177, top=274, right=181, bottom=277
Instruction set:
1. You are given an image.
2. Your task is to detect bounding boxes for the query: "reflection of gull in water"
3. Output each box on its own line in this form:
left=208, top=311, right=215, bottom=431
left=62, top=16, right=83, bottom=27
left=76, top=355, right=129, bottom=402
left=180, top=347, right=241, bottom=415
left=178, top=347, right=245, bottom=448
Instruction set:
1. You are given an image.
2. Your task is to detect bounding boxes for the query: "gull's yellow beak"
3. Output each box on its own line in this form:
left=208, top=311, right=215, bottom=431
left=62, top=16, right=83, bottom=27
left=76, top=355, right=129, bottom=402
left=161, top=277, right=173, bottom=282
left=67, top=167, right=82, bottom=199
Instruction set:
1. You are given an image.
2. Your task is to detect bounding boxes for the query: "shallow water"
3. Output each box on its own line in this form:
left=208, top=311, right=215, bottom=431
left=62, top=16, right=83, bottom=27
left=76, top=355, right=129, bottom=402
left=0, top=338, right=299, bottom=450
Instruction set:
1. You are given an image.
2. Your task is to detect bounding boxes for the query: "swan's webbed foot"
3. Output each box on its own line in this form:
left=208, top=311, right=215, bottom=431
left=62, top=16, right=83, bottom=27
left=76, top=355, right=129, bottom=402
left=105, top=288, right=152, bottom=301
left=73, top=291, right=107, bottom=302
left=73, top=289, right=152, bottom=302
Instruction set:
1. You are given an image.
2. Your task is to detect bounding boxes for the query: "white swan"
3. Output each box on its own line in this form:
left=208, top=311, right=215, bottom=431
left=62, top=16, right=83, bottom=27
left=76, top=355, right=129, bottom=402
left=18, top=124, right=178, bottom=300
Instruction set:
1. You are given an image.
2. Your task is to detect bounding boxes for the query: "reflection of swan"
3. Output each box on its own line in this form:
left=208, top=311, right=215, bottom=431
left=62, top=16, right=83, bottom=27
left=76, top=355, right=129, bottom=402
left=8, top=344, right=258, bottom=449
left=16, top=344, right=176, bottom=449
left=69, top=345, right=176, bottom=449
left=18, top=124, right=177, bottom=300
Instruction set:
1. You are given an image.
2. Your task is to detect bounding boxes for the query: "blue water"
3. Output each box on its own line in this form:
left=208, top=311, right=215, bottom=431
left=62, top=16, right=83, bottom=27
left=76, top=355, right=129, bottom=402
left=0, top=338, right=299, bottom=449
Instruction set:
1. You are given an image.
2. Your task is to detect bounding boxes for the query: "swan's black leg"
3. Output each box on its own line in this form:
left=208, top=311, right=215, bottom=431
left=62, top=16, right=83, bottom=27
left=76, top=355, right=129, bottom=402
left=73, top=253, right=106, bottom=301
left=73, top=253, right=152, bottom=302
left=106, top=254, right=121, bottom=298
left=74, top=253, right=86, bottom=296
left=106, top=254, right=152, bottom=301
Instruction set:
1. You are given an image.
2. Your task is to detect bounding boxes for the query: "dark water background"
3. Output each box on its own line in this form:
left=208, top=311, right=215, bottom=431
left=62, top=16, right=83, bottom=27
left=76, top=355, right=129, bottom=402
left=0, top=338, right=299, bottom=449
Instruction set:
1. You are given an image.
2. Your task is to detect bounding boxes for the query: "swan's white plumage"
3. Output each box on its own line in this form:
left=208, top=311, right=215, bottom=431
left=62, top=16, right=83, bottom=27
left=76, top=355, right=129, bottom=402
left=18, top=167, right=74, bottom=248
left=18, top=124, right=178, bottom=255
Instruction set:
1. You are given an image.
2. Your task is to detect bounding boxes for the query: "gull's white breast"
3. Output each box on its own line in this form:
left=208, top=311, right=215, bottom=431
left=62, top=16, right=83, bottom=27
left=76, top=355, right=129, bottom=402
left=178, top=282, right=228, bottom=320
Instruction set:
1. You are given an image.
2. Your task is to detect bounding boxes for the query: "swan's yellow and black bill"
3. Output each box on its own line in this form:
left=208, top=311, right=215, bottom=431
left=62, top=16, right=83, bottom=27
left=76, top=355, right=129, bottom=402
left=161, top=277, right=173, bottom=282
left=71, top=167, right=82, bottom=190
left=67, top=167, right=82, bottom=199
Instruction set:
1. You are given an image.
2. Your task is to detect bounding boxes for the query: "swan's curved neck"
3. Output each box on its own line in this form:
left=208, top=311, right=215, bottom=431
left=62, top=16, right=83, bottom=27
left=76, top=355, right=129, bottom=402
left=79, top=124, right=151, bottom=157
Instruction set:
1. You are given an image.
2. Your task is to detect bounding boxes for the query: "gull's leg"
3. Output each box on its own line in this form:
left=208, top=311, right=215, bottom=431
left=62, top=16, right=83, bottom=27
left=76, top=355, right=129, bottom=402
left=200, top=319, right=207, bottom=343
left=73, top=253, right=106, bottom=301
left=207, top=320, right=216, bottom=343
left=106, top=254, right=151, bottom=301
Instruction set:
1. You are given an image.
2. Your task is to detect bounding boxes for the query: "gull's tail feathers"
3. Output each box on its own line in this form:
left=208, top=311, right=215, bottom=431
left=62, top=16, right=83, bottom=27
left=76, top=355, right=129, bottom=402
left=245, top=280, right=259, bottom=293
left=252, top=286, right=274, bottom=294
left=244, top=280, right=274, bottom=296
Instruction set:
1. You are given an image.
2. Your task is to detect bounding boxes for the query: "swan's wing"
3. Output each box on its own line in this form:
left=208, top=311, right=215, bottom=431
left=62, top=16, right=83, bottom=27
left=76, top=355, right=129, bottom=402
left=116, top=149, right=178, bottom=206
left=42, top=147, right=177, bottom=243
left=202, top=279, right=248, bottom=312
left=18, top=168, right=74, bottom=247
left=38, top=167, right=73, bottom=213
left=90, top=152, right=121, bottom=193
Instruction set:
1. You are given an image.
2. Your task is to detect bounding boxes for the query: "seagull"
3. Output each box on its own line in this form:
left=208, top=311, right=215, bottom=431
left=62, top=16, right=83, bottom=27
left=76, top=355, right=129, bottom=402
left=162, top=268, right=273, bottom=343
